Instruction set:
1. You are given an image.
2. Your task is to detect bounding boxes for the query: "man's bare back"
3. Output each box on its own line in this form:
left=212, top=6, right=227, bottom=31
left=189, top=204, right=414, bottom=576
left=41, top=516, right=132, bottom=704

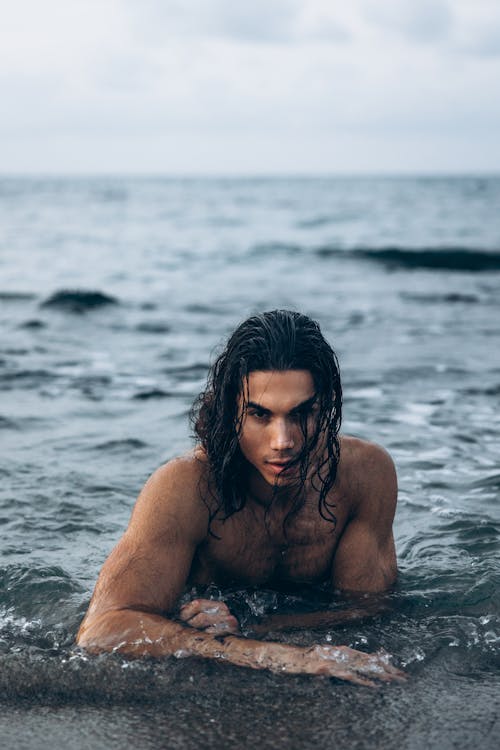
left=76, top=313, right=403, bottom=685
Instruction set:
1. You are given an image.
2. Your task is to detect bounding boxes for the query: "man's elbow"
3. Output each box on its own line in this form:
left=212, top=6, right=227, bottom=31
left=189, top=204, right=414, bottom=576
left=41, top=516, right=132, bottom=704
left=75, top=608, right=184, bottom=657
left=334, top=556, right=397, bottom=594
left=383, top=535, right=398, bottom=589
left=75, top=611, right=125, bottom=654
left=381, top=562, right=398, bottom=591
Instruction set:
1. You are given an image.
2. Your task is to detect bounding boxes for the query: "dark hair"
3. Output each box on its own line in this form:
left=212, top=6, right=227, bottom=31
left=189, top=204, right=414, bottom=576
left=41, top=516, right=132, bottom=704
left=191, top=310, right=342, bottom=529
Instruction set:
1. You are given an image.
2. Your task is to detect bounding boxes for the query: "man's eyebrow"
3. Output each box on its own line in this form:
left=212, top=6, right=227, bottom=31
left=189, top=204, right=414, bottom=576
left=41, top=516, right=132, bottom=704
left=246, top=401, right=271, bottom=413
left=289, top=394, right=318, bottom=413
left=246, top=394, right=318, bottom=414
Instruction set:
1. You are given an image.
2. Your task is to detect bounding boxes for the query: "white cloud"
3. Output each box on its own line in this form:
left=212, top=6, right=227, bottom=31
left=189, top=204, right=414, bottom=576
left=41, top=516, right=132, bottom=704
left=123, top=0, right=351, bottom=43
left=0, top=0, right=499, bottom=172
left=361, top=0, right=453, bottom=43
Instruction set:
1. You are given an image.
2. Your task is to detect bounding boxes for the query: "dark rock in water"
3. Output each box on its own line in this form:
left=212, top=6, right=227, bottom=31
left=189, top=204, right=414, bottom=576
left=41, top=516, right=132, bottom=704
left=316, top=246, right=500, bottom=272
left=94, top=438, right=149, bottom=452
left=135, top=322, right=171, bottom=334
left=40, top=290, right=118, bottom=313
left=132, top=388, right=172, bottom=400
left=356, top=247, right=500, bottom=272
left=19, top=319, right=47, bottom=329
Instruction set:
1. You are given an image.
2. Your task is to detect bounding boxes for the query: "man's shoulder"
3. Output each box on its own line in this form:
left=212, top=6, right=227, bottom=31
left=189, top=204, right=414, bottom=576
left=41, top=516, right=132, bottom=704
left=340, top=435, right=395, bottom=473
left=150, top=447, right=209, bottom=488
left=339, top=435, right=397, bottom=515
left=131, top=448, right=211, bottom=542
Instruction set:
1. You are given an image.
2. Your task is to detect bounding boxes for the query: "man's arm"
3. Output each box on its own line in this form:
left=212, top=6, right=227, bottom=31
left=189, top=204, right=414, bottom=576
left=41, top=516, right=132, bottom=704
left=247, top=596, right=392, bottom=635
left=332, top=441, right=398, bottom=592
left=76, top=455, right=208, bottom=651
left=77, top=452, right=403, bottom=685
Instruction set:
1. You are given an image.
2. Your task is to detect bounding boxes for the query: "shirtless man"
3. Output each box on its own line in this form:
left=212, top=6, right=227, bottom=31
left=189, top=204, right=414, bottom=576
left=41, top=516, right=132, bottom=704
left=77, top=310, right=403, bottom=686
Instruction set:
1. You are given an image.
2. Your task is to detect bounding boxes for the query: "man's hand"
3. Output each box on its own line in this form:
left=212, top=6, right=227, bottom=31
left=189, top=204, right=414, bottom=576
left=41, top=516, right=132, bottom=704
left=219, top=637, right=405, bottom=687
left=179, top=598, right=240, bottom=634
left=273, top=644, right=406, bottom=686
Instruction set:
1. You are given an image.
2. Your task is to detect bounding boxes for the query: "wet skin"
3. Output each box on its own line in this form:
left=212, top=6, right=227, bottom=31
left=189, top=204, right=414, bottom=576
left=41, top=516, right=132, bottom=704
left=77, top=370, right=402, bottom=686
left=189, top=371, right=396, bottom=592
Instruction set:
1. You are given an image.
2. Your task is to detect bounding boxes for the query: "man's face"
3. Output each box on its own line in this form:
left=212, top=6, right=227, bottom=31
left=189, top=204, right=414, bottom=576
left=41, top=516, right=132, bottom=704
left=238, top=369, right=319, bottom=488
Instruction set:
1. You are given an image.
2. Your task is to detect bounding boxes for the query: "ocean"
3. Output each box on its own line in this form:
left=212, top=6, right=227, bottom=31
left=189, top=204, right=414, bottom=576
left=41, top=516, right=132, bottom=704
left=1, top=176, right=499, bottom=749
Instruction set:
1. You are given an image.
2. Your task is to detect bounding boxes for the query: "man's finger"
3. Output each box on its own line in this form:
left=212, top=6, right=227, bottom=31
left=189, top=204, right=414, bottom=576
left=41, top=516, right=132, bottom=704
left=359, top=651, right=407, bottom=683
left=205, top=618, right=240, bottom=634
left=180, top=599, right=229, bottom=620
left=332, top=670, right=379, bottom=688
left=185, top=612, right=230, bottom=629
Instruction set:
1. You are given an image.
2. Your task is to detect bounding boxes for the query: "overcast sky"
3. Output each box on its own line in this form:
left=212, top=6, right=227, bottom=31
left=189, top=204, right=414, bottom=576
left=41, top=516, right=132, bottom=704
left=1, top=0, right=499, bottom=174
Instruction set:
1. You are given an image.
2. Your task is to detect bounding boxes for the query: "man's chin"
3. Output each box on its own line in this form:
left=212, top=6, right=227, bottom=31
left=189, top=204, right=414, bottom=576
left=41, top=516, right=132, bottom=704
left=263, top=466, right=300, bottom=487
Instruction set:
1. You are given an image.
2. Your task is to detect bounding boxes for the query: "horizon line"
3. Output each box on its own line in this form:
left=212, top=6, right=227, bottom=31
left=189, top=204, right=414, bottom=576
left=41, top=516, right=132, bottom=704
left=1, top=169, right=500, bottom=179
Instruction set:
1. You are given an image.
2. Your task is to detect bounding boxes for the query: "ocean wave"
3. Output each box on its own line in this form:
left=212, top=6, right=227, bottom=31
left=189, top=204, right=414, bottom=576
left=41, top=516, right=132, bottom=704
left=400, top=292, right=480, bottom=304
left=132, top=389, right=173, bottom=400
left=162, top=363, right=208, bottom=378
left=41, top=290, right=119, bottom=314
left=296, top=215, right=337, bottom=228
left=0, top=292, right=37, bottom=302
left=91, top=185, right=128, bottom=202
left=135, top=322, right=171, bottom=334
left=0, top=565, right=83, bottom=620
left=0, top=416, right=18, bottom=430
left=467, top=473, right=500, bottom=493
left=463, top=385, right=500, bottom=397
left=184, top=303, right=228, bottom=314
left=394, top=612, right=500, bottom=669
left=0, top=369, right=58, bottom=391
left=250, top=242, right=303, bottom=257
left=353, top=247, right=500, bottom=272
left=93, top=438, right=149, bottom=452
left=18, top=319, right=47, bottom=329
left=70, top=375, right=113, bottom=401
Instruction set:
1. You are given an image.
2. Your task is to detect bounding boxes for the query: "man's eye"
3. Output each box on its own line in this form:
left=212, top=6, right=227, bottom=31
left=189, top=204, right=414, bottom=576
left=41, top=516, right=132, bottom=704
left=249, top=409, right=267, bottom=419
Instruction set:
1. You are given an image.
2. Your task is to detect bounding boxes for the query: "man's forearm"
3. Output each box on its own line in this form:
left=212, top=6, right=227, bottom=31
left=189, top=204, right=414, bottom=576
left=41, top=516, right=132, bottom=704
left=77, top=608, right=307, bottom=666
left=76, top=608, right=404, bottom=685
left=77, top=608, right=224, bottom=659
left=250, top=597, right=392, bottom=635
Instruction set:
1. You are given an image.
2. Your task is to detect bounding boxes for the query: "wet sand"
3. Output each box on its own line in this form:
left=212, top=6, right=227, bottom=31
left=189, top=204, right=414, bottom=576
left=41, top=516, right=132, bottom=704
left=1, top=655, right=498, bottom=750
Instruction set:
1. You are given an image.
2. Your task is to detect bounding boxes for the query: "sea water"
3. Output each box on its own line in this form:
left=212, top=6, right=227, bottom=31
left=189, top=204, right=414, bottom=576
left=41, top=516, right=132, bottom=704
left=1, top=176, right=499, bottom=749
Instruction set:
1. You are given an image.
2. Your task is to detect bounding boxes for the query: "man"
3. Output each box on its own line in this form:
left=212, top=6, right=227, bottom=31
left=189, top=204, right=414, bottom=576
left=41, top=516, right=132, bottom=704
left=77, top=310, right=403, bottom=686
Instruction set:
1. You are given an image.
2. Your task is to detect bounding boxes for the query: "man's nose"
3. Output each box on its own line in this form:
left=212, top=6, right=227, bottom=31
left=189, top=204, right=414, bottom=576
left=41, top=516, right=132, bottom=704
left=269, top=419, right=295, bottom=451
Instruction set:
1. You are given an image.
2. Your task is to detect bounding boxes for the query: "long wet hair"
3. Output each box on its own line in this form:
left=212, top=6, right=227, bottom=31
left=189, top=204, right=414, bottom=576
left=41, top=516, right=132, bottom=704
left=191, top=310, right=342, bottom=529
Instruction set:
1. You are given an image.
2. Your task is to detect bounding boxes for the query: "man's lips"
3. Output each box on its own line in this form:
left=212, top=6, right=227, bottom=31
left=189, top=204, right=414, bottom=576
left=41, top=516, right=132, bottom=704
left=265, top=459, right=295, bottom=474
